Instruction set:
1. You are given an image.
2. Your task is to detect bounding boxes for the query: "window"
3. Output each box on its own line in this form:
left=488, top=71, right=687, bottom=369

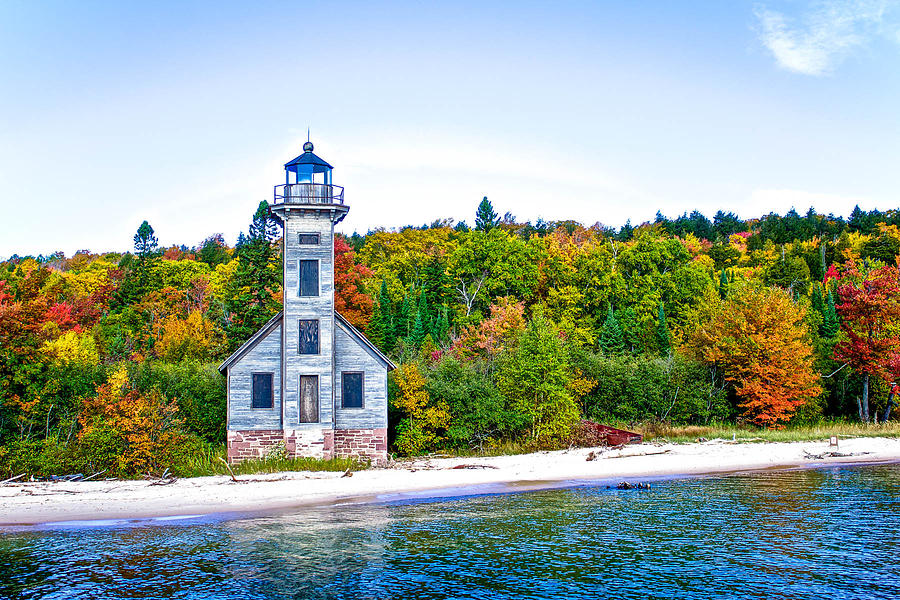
left=299, top=260, right=319, bottom=297
left=299, top=375, right=319, bottom=423
left=251, top=373, right=274, bottom=409
left=298, top=233, right=320, bottom=245
left=298, top=319, right=319, bottom=354
left=342, top=372, right=364, bottom=409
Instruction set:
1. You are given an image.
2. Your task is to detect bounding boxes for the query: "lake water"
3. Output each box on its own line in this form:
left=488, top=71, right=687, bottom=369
left=1, top=464, right=899, bottom=599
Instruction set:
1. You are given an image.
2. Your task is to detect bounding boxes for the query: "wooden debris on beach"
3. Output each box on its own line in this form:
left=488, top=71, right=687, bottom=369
left=448, top=464, right=499, bottom=470
left=341, top=468, right=353, bottom=478
left=1, top=473, right=26, bottom=485
left=146, top=468, right=177, bottom=486
left=803, top=450, right=872, bottom=460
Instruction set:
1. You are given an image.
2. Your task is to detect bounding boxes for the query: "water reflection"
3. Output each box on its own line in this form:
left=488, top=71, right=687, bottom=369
left=2, top=465, right=899, bottom=599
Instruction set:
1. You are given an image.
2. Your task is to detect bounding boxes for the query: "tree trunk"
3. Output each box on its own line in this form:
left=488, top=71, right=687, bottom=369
left=885, top=388, right=895, bottom=422
left=861, top=374, right=870, bottom=422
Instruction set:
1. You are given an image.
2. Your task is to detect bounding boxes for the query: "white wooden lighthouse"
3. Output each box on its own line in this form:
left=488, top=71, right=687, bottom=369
left=219, top=141, right=394, bottom=463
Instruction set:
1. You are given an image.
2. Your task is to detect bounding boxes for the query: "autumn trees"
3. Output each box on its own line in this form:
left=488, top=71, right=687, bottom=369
left=833, top=262, right=900, bottom=421
left=690, top=284, right=821, bottom=427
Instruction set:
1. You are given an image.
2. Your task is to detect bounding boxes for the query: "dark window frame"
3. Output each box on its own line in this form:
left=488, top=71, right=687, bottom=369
left=299, top=374, right=320, bottom=423
left=298, top=232, right=320, bottom=245
left=299, top=259, right=319, bottom=297
left=251, top=372, right=274, bottom=409
left=341, top=371, right=365, bottom=409
left=298, top=319, right=320, bottom=355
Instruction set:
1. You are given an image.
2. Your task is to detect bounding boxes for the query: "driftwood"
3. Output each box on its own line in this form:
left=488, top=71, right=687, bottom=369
left=217, top=457, right=241, bottom=483
left=606, top=449, right=671, bottom=459
left=341, top=468, right=353, bottom=478
left=803, top=450, right=871, bottom=460
left=1, top=473, right=26, bottom=485
left=448, top=464, right=499, bottom=470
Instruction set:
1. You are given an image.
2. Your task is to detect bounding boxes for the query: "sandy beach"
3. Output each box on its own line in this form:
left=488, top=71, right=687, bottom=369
left=2, top=437, right=899, bottom=527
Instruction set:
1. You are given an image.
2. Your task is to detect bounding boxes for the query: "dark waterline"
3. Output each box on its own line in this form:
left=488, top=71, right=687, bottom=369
left=2, top=464, right=899, bottom=599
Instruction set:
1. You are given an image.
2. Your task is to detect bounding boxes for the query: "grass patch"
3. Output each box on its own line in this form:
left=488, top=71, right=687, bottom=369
left=639, top=421, right=900, bottom=444
left=172, top=444, right=369, bottom=478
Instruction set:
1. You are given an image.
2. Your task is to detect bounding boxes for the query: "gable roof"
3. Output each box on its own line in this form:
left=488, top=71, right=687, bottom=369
left=218, top=312, right=283, bottom=374
left=335, top=312, right=397, bottom=370
left=217, top=311, right=396, bottom=374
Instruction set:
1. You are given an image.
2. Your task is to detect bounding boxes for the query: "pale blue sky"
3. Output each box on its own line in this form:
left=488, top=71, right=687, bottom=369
left=1, top=0, right=898, bottom=257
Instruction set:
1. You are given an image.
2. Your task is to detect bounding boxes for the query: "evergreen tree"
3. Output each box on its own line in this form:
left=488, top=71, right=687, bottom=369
left=599, top=305, right=625, bottom=356
left=475, top=197, right=499, bottom=231
left=376, top=281, right=396, bottom=352
left=367, top=298, right=386, bottom=350
left=116, top=220, right=160, bottom=306
left=656, top=302, right=671, bottom=354
left=718, top=269, right=729, bottom=299
left=431, top=306, right=450, bottom=343
left=821, top=289, right=840, bottom=338
left=398, top=292, right=414, bottom=339
left=225, top=201, right=281, bottom=347
left=409, top=293, right=428, bottom=347
left=617, top=306, right=640, bottom=353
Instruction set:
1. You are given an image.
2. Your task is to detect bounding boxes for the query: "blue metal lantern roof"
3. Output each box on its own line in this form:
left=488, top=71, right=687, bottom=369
left=284, top=142, right=333, bottom=173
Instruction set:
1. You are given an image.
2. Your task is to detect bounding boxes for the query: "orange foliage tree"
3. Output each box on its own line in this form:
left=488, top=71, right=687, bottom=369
left=452, top=297, right=525, bottom=362
left=78, top=366, right=194, bottom=475
left=333, top=236, right=374, bottom=329
left=691, top=284, right=821, bottom=427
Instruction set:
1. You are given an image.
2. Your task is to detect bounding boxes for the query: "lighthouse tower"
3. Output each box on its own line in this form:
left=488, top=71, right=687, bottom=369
left=219, top=141, right=394, bottom=463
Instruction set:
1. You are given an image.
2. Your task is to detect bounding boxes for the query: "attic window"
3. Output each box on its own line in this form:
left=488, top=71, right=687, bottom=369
left=298, top=233, right=320, bottom=245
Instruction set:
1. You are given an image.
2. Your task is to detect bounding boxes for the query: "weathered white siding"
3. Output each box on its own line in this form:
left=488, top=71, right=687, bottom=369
left=334, top=323, right=389, bottom=430
left=283, top=212, right=335, bottom=429
left=227, top=324, right=283, bottom=431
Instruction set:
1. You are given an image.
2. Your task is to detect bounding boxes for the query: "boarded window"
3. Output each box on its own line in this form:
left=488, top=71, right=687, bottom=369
left=299, top=260, right=319, bottom=297
left=299, top=319, right=319, bottom=354
left=251, top=373, right=274, bottom=409
left=299, top=375, right=319, bottom=423
left=298, top=233, right=320, bottom=245
left=342, top=372, right=364, bottom=409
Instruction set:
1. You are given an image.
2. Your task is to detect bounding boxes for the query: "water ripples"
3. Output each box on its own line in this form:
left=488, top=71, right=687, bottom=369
left=2, top=465, right=899, bottom=599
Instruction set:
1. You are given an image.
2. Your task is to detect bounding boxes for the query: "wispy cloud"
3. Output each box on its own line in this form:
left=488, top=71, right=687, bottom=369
left=755, top=0, right=893, bottom=75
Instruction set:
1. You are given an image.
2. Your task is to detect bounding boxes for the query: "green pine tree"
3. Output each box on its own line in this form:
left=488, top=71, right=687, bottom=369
left=810, top=283, right=825, bottom=315
left=821, top=289, right=840, bottom=338
left=367, top=299, right=386, bottom=350
left=377, top=281, right=396, bottom=352
left=475, top=197, right=500, bottom=231
left=409, top=294, right=428, bottom=348
left=617, top=306, right=640, bottom=353
left=718, top=269, right=729, bottom=299
left=599, top=305, right=625, bottom=356
left=656, top=302, right=671, bottom=355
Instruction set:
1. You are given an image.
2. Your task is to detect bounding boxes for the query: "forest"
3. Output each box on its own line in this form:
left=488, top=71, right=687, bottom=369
left=2, top=198, right=900, bottom=477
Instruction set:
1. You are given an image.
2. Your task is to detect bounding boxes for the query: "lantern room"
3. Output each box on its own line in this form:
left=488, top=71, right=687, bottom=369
left=284, top=141, right=333, bottom=186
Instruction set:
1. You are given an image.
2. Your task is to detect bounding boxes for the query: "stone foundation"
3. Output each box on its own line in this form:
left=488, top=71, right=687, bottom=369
left=227, top=428, right=387, bottom=463
left=226, top=430, right=285, bottom=462
left=334, top=428, right=388, bottom=463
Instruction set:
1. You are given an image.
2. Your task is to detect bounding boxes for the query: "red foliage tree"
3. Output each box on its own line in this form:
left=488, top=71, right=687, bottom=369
left=833, top=262, right=900, bottom=421
left=333, top=236, right=374, bottom=329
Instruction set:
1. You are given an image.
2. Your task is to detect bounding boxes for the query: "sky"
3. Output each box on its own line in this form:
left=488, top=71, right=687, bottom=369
left=0, top=0, right=898, bottom=257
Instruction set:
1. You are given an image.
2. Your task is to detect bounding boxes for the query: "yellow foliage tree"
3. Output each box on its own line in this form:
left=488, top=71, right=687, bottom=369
left=156, top=310, right=221, bottom=362
left=41, top=330, right=100, bottom=366
left=390, top=363, right=451, bottom=455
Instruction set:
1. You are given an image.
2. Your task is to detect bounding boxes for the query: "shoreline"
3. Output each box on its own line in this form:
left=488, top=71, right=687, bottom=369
left=2, top=437, right=900, bottom=528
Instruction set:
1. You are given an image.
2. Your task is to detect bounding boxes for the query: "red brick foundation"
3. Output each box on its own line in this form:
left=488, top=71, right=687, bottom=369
left=227, top=428, right=387, bottom=463
left=334, top=428, right=388, bottom=463
left=226, top=430, right=284, bottom=462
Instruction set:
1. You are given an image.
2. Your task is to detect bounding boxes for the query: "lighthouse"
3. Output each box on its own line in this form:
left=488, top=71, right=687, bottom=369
left=219, top=141, right=394, bottom=463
